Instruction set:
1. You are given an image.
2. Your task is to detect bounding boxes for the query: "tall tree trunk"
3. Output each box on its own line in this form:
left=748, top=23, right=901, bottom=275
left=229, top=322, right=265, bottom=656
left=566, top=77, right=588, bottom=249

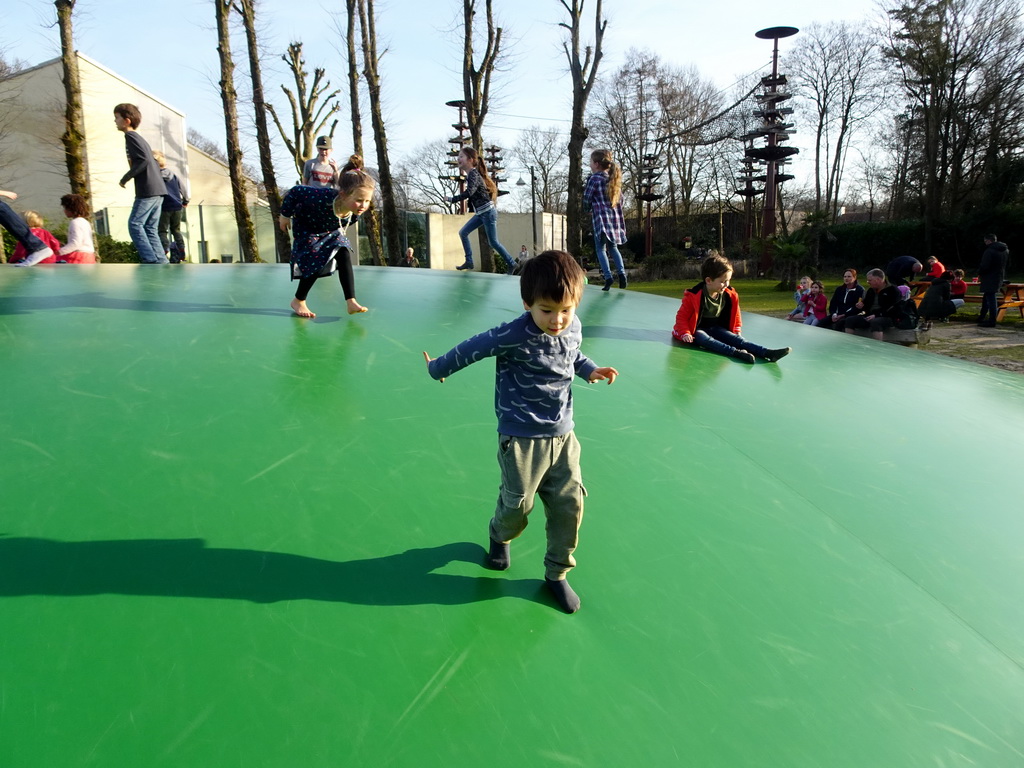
left=357, top=0, right=401, bottom=267
left=346, top=0, right=384, bottom=267
left=561, top=0, right=606, bottom=260
left=462, top=0, right=503, bottom=272
left=55, top=0, right=89, bottom=201
left=214, top=0, right=260, bottom=262
left=236, top=0, right=289, bottom=262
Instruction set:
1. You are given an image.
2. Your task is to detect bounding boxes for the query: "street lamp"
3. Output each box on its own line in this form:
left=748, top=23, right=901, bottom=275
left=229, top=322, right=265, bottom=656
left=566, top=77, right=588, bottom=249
left=515, top=165, right=538, bottom=256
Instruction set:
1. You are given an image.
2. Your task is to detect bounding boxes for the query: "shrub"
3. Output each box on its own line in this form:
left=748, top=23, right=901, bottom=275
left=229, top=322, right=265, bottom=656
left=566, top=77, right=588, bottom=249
left=95, top=234, right=139, bottom=263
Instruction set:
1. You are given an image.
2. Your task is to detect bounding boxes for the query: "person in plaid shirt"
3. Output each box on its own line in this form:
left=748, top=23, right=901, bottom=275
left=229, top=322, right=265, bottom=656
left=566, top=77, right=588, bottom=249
left=583, top=149, right=628, bottom=291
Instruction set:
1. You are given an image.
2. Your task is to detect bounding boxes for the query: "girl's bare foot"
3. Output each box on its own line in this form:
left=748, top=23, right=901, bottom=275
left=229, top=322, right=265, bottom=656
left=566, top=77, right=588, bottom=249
left=347, top=298, right=368, bottom=314
left=290, top=298, right=316, bottom=318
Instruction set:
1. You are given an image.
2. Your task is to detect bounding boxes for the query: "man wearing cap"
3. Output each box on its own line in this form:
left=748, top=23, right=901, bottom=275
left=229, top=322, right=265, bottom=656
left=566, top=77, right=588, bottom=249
left=302, top=136, right=339, bottom=188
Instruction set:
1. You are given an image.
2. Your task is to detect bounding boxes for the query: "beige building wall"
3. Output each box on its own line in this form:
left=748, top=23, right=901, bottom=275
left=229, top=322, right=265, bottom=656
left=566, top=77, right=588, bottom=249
left=0, top=58, right=71, bottom=223
left=425, top=212, right=567, bottom=270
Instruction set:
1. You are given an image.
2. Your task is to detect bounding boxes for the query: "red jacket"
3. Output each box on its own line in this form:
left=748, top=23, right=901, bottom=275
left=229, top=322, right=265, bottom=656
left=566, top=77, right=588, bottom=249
left=672, top=283, right=742, bottom=340
left=925, top=259, right=945, bottom=280
left=11, top=228, right=60, bottom=264
left=801, top=291, right=828, bottom=320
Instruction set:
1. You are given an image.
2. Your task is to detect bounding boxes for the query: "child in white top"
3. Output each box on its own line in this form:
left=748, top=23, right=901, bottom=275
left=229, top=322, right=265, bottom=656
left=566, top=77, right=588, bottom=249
left=58, top=194, right=96, bottom=263
left=786, top=276, right=811, bottom=321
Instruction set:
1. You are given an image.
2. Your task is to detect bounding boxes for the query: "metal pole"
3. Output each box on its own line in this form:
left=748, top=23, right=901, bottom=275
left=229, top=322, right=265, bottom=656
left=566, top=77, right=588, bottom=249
left=530, top=166, right=538, bottom=255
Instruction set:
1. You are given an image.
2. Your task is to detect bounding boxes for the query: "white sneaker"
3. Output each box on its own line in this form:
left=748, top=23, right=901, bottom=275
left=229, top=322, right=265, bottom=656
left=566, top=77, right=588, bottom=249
left=19, top=247, right=54, bottom=266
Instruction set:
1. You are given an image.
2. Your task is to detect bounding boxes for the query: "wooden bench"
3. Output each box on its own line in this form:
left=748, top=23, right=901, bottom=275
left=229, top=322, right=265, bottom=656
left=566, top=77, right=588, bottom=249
left=962, top=294, right=1024, bottom=321
left=847, top=327, right=925, bottom=347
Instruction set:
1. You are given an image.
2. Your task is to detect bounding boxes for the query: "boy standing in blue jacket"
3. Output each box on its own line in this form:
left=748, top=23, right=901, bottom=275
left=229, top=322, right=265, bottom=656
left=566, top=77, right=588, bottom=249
left=424, top=250, right=618, bottom=613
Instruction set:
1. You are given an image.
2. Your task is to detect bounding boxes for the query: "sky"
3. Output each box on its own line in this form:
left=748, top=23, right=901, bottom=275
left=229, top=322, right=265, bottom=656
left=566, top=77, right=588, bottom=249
left=2, top=0, right=884, bottom=188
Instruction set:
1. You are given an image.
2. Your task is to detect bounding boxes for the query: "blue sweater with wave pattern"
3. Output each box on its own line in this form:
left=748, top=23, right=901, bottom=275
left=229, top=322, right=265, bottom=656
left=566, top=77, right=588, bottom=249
left=428, top=313, right=597, bottom=437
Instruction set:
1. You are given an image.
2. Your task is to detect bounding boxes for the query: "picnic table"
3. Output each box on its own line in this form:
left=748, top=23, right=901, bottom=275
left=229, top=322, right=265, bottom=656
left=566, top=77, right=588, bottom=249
left=961, top=281, right=1024, bottom=322
left=910, top=281, right=1024, bottom=322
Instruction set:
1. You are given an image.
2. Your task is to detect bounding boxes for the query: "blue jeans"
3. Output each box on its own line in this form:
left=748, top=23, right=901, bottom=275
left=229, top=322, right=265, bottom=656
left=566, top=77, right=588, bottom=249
left=459, top=207, right=514, bottom=267
left=694, top=326, right=769, bottom=358
left=129, top=196, right=168, bottom=263
left=593, top=230, right=625, bottom=280
left=0, top=198, right=47, bottom=253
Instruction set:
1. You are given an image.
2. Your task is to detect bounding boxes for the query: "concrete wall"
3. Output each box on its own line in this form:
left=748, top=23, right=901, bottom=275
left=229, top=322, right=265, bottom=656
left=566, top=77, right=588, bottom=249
left=425, top=211, right=567, bottom=270
left=0, top=58, right=72, bottom=221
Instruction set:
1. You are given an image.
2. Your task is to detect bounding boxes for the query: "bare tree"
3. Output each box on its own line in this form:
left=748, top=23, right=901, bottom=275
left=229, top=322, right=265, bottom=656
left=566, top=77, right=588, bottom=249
left=511, top=125, right=569, bottom=214
left=461, top=0, right=503, bottom=150
left=55, top=0, right=89, bottom=201
left=188, top=127, right=228, bottom=163
left=883, top=0, right=1024, bottom=245
left=214, top=0, right=260, bottom=262
left=357, top=0, right=402, bottom=266
left=590, top=49, right=662, bottom=229
left=395, top=139, right=464, bottom=212
left=343, top=0, right=384, bottom=266
left=265, top=43, right=341, bottom=183
left=560, top=0, right=607, bottom=256
left=787, top=22, right=885, bottom=223
left=235, top=0, right=289, bottom=262
left=459, top=0, right=506, bottom=272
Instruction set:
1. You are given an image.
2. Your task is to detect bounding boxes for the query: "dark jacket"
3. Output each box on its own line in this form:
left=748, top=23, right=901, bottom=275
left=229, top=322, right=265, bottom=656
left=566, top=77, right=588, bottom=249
left=979, top=241, right=1009, bottom=292
left=918, top=278, right=955, bottom=319
left=885, top=255, right=922, bottom=286
left=828, top=283, right=865, bottom=319
left=119, top=131, right=167, bottom=198
left=160, top=167, right=189, bottom=211
left=450, top=169, right=494, bottom=212
left=857, top=284, right=902, bottom=319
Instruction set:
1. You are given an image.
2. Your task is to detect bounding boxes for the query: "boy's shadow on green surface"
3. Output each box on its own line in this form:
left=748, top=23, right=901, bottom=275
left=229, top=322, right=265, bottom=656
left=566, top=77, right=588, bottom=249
left=0, top=537, right=546, bottom=607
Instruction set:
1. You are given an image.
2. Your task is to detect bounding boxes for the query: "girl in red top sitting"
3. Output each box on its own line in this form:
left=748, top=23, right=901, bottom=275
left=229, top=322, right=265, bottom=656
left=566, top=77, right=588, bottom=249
left=922, top=255, right=946, bottom=281
left=10, top=211, right=59, bottom=264
left=801, top=280, right=828, bottom=326
left=949, top=268, right=968, bottom=307
left=672, top=254, right=791, bottom=364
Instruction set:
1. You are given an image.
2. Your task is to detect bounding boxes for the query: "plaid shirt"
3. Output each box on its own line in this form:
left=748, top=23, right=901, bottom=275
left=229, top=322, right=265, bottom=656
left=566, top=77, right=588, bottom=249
left=583, top=171, right=626, bottom=245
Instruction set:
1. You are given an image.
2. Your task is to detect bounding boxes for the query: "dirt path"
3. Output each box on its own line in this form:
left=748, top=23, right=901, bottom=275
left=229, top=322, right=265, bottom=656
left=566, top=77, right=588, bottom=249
left=918, top=321, right=1024, bottom=373
left=764, top=312, right=1024, bottom=374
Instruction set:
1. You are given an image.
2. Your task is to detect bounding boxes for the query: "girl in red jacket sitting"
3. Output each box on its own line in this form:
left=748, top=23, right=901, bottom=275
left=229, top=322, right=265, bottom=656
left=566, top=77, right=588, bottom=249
left=672, top=254, right=791, bottom=364
left=801, top=280, right=828, bottom=326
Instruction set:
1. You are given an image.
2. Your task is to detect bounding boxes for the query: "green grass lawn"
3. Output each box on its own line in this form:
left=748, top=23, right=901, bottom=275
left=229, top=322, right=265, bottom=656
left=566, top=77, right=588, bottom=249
left=628, top=275, right=1024, bottom=327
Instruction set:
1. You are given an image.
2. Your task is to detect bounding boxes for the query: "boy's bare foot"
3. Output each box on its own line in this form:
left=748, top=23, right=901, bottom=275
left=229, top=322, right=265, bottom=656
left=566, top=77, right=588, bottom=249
left=290, top=298, right=315, bottom=318
left=347, top=298, right=368, bottom=314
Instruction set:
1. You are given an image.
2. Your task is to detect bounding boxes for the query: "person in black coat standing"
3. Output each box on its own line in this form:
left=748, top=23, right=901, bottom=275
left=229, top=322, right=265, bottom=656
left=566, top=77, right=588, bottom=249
left=978, top=234, right=1009, bottom=327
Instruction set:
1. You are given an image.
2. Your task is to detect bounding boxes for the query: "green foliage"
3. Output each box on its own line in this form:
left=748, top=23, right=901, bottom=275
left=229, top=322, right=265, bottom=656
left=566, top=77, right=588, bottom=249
left=636, top=246, right=693, bottom=281
left=95, top=234, right=139, bottom=263
left=819, top=207, right=1024, bottom=273
left=1, top=229, right=15, bottom=261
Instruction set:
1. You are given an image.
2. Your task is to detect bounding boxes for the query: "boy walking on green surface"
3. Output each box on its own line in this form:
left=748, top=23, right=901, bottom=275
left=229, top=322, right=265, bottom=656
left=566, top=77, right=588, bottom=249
left=423, top=250, right=618, bottom=613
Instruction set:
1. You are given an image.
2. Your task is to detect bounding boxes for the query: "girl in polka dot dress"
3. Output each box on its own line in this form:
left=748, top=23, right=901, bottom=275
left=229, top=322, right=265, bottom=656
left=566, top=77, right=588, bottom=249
left=279, top=163, right=375, bottom=318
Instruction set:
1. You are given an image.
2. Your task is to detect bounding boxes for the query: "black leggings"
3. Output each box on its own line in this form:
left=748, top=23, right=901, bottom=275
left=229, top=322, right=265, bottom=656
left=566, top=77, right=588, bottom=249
left=295, top=251, right=355, bottom=302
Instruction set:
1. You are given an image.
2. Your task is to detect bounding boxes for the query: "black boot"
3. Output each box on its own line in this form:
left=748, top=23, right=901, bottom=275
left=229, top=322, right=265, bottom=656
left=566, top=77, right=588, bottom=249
left=484, top=538, right=510, bottom=570
left=545, top=578, right=581, bottom=613
left=763, top=347, right=792, bottom=363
